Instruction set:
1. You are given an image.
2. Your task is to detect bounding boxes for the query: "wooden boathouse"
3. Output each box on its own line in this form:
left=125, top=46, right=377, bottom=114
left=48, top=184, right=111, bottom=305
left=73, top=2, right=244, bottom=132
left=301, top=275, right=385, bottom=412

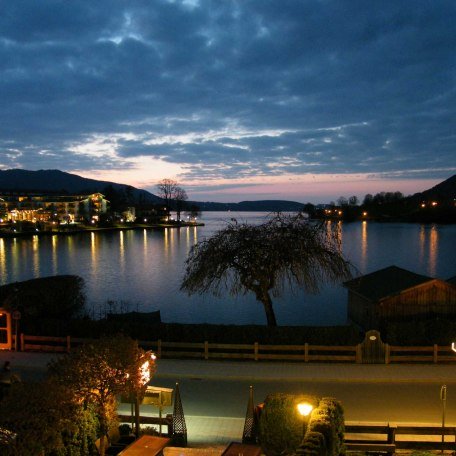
left=344, top=265, right=456, bottom=329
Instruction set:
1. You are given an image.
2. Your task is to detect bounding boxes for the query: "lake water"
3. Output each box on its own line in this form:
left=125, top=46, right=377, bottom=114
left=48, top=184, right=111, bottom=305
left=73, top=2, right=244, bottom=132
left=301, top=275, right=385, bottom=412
left=0, top=212, right=455, bottom=326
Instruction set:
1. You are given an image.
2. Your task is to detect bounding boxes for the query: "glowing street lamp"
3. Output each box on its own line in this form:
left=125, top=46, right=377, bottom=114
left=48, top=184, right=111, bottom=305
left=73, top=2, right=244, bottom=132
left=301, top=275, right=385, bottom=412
left=297, top=402, right=313, bottom=417
left=297, top=402, right=313, bottom=440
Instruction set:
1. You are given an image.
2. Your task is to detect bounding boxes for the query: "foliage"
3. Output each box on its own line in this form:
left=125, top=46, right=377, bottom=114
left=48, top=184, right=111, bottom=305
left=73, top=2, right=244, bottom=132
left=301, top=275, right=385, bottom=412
left=307, top=398, right=345, bottom=456
left=0, top=275, right=86, bottom=321
left=258, top=393, right=320, bottom=456
left=295, top=431, right=326, bottom=456
left=181, top=213, right=354, bottom=326
left=48, top=334, right=156, bottom=456
left=384, top=318, right=456, bottom=345
left=0, top=380, right=98, bottom=456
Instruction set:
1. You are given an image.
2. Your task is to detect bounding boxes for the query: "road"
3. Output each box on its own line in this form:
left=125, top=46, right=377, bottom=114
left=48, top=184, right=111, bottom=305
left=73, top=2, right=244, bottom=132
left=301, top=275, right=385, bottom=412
left=5, top=353, right=456, bottom=426
left=133, top=376, right=456, bottom=425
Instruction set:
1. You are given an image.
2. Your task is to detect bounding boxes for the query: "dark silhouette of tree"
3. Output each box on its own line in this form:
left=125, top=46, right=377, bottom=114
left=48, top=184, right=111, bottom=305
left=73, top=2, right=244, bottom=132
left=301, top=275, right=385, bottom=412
left=174, top=187, right=188, bottom=221
left=156, top=178, right=178, bottom=210
left=181, top=213, right=354, bottom=326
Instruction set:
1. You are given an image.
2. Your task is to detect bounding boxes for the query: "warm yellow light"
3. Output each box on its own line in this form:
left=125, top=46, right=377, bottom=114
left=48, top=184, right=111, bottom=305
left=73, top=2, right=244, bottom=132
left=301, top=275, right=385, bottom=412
left=363, top=212, right=367, bottom=216
left=338, top=211, right=342, bottom=215
left=421, top=203, right=426, bottom=208
left=297, top=402, right=313, bottom=417
left=431, top=201, right=438, bottom=206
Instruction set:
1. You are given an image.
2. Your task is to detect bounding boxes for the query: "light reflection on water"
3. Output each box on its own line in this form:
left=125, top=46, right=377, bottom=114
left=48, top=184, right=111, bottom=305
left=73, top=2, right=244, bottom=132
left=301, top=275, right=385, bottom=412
left=1, top=213, right=455, bottom=326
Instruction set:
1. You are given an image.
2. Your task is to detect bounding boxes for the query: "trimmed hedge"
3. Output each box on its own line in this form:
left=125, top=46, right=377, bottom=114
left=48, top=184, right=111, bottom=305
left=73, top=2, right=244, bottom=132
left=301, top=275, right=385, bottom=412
left=259, top=393, right=320, bottom=456
left=309, top=398, right=345, bottom=456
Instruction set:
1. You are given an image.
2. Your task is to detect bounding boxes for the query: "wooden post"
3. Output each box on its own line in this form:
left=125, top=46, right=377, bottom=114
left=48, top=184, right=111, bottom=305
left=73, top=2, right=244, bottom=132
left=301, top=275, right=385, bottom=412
left=20, top=333, right=25, bottom=352
left=385, top=343, right=390, bottom=364
left=304, top=343, right=309, bottom=363
left=387, top=424, right=397, bottom=455
left=254, top=342, right=259, bottom=361
left=355, top=344, right=362, bottom=364
left=157, top=339, right=162, bottom=358
left=433, top=344, right=438, bottom=364
left=66, top=335, right=71, bottom=353
left=204, top=341, right=209, bottom=360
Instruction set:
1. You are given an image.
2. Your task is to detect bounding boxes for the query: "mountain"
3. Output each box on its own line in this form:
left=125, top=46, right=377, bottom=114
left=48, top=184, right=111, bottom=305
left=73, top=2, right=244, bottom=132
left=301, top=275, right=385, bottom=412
left=0, top=169, right=308, bottom=212
left=409, top=174, right=456, bottom=203
left=0, top=169, right=161, bottom=203
left=192, top=200, right=307, bottom=212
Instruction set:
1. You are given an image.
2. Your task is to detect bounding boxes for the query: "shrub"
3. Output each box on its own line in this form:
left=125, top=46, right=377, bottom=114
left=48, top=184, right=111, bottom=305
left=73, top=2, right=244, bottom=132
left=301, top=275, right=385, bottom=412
left=296, top=431, right=326, bottom=456
left=259, top=393, right=320, bottom=456
left=306, top=397, right=345, bottom=456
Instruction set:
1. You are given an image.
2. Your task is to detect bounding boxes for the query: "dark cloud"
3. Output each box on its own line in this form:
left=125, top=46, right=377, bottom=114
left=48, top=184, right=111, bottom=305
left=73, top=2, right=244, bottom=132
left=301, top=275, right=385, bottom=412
left=0, top=0, right=454, bottom=183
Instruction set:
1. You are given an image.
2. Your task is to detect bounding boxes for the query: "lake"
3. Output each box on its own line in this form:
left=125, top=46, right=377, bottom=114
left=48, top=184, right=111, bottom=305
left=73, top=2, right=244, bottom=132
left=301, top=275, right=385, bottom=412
left=0, top=212, right=455, bottom=326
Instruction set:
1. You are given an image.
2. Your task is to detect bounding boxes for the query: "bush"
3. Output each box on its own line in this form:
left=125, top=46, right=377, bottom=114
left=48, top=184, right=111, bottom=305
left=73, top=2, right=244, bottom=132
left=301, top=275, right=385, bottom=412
left=307, top=398, right=345, bottom=456
left=259, top=393, right=320, bottom=456
left=296, top=431, right=326, bottom=456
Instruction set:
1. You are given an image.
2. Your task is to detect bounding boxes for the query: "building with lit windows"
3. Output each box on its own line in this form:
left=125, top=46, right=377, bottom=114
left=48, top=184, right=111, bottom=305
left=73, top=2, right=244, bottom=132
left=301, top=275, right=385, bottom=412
left=0, top=192, right=109, bottom=224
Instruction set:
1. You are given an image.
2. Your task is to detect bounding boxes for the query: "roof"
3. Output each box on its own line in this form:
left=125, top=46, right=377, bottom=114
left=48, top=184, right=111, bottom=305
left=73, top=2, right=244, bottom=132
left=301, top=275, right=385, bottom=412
left=343, top=265, right=434, bottom=302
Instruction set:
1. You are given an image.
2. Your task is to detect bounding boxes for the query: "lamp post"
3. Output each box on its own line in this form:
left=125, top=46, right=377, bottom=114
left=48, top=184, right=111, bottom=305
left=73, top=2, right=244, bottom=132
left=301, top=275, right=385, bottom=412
left=297, top=402, right=313, bottom=440
left=440, top=385, right=447, bottom=454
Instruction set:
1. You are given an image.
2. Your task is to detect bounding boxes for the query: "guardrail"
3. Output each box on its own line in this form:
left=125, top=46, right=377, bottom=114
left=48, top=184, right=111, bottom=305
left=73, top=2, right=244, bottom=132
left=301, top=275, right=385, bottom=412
left=13, top=334, right=456, bottom=364
left=345, top=422, right=456, bottom=452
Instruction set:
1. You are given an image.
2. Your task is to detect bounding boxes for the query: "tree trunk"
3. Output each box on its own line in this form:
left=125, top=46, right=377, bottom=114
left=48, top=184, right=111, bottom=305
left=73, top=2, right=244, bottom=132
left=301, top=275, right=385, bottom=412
left=256, top=290, right=277, bottom=326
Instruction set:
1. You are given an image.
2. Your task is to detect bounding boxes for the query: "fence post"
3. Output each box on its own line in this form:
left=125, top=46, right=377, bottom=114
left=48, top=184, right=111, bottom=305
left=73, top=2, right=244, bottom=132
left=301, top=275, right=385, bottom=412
left=385, top=343, right=390, bottom=364
left=355, top=344, right=362, bottom=364
left=433, top=344, right=438, bottom=364
left=20, top=333, right=25, bottom=352
left=304, top=343, right=309, bottom=363
left=66, top=335, right=71, bottom=353
left=204, top=341, right=209, bottom=360
left=157, top=339, right=162, bottom=358
left=254, top=342, right=259, bottom=361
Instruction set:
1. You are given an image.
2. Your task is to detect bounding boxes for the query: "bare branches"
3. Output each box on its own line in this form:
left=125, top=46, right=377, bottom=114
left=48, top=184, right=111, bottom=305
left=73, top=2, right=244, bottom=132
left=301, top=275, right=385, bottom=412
left=181, top=213, right=354, bottom=326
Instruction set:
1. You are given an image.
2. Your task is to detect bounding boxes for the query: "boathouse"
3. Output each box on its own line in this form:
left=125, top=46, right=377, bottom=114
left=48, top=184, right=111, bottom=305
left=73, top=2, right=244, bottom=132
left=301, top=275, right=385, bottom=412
left=344, top=265, right=456, bottom=329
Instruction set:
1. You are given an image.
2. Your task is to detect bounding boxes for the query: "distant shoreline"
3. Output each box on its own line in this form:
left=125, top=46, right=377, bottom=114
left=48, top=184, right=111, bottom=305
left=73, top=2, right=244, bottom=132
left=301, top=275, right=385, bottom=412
left=0, top=221, right=204, bottom=239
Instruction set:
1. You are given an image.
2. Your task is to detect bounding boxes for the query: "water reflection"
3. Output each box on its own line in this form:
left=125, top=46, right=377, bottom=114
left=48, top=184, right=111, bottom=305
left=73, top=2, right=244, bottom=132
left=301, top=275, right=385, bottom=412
left=0, top=215, right=454, bottom=326
left=119, top=231, right=125, bottom=272
left=32, top=235, right=40, bottom=277
left=360, top=221, right=368, bottom=271
left=0, top=239, right=5, bottom=280
left=418, top=225, right=439, bottom=277
left=429, top=225, right=438, bottom=277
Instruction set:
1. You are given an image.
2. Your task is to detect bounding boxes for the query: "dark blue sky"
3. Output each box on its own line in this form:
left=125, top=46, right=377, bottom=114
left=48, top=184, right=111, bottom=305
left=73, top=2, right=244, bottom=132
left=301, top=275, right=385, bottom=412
left=0, top=0, right=455, bottom=202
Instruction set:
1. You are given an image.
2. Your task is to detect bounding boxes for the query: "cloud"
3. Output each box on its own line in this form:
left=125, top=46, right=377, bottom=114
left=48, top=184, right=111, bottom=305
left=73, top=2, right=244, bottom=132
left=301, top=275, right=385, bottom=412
left=0, top=0, right=454, bottom=195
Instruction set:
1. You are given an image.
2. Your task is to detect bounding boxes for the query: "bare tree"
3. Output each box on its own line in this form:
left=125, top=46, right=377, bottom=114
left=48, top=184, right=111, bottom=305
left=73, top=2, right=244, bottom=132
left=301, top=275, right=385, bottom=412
left=156, top=178, right=178, bottom=210
left=174, top=187, right=188, bottom=222
left=181, top=213, right=354, bottom=326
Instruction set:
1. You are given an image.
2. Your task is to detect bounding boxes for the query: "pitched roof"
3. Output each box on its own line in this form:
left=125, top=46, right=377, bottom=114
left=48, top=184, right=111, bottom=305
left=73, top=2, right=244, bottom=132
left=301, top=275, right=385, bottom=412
left=343, top=265, right=434, bottom=301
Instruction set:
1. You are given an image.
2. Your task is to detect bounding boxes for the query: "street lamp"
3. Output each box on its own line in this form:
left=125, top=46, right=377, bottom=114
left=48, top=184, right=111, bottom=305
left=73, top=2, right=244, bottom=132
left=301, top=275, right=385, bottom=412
left=297, top=402, right=313, bottom=440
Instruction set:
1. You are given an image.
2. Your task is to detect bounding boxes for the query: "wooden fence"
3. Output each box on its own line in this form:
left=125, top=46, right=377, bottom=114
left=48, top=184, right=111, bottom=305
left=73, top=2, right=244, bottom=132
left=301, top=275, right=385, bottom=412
left=14, top=334, right=456, bottom=364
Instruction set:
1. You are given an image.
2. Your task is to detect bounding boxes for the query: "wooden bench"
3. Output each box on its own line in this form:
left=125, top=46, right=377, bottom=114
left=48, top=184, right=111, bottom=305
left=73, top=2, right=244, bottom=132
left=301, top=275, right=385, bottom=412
left=345, top=422, right=456, bottom=453
left=345, top=423, right=396, bottom=455
left=221, top=442, right=262, bottom=456
left=117, top=435, right=170, bottom=455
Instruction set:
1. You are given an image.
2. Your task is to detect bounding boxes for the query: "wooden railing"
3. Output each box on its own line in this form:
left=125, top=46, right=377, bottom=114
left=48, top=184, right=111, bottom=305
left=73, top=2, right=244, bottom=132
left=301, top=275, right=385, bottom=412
left=14, top=334, right=456, bottom=364
left=345, top=422, right=456, bottom=452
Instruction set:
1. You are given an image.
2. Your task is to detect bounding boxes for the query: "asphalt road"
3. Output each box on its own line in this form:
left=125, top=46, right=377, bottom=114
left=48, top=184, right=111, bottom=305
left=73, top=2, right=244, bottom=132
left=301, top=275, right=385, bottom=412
left=136, top=376, right=455, bottom=425
left=7, top=357, right=456, bottom=426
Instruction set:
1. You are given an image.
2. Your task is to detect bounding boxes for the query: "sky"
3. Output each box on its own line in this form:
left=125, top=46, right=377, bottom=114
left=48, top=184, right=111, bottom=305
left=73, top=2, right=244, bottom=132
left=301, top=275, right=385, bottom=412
left=0, top=0, right=455, bottom=203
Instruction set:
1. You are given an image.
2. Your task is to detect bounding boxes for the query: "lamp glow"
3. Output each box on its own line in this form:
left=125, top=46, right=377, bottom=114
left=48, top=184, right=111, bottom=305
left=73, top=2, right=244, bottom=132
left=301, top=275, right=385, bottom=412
left=297, top=402, right=313, bottom=417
